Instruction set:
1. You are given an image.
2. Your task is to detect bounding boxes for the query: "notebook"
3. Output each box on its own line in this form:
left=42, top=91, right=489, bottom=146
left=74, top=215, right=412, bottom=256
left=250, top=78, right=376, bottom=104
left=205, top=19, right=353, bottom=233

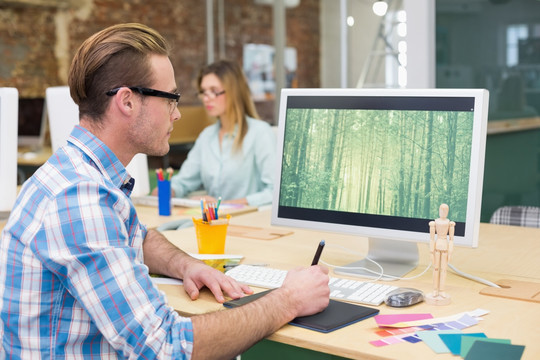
left=223, top=289, right=379, bottom=333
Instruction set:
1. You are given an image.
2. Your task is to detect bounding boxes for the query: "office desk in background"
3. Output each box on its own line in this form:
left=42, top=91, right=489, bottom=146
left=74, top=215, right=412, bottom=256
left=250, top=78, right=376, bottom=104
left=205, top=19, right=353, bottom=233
left=17, top=146, right=52, bottom=166
left=17, top=146, right=53, bottom=182
left=170, top=106, right=215, bottom=146
left=151, top=209, right=540, bottom=360
left=136, top=203, right=258, bottom=229
left=486, top=116, right=540, bottom=135
left=160, top=105, right=215, bottom=169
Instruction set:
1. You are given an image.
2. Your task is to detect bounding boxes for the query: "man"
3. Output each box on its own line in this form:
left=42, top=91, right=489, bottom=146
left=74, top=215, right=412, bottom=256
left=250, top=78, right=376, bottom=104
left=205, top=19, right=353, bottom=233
left=0, top=23, right=329, bottom=359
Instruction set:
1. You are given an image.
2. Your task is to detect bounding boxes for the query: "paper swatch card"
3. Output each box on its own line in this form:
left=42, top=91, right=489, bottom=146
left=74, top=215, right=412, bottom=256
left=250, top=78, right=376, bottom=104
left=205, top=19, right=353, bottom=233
left=461, top=337, right=512, bottom=358
left=439, top=333, right=487, bottom=355
left=465, top=341, right=525, bottom=360
left=374, top=313, right=433, bottom=327
left=416, top=330, right=463, bottom=353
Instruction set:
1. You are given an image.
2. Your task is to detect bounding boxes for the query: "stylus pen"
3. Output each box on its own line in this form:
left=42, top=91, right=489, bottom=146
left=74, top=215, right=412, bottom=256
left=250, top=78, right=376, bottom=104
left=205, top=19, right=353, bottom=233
left=311, top=240, right=325, bottom=265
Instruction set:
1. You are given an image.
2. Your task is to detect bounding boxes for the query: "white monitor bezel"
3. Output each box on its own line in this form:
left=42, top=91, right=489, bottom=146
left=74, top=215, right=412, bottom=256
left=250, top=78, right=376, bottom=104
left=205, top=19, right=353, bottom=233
left=271, top=88, right=489, bottom=248
left=0, top=88, right=20, bottom=213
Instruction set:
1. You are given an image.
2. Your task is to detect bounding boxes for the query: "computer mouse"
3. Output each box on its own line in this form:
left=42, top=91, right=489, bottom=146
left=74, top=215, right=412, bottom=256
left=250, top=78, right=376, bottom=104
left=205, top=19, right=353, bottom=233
left=384, top=287, right=424, bottom=307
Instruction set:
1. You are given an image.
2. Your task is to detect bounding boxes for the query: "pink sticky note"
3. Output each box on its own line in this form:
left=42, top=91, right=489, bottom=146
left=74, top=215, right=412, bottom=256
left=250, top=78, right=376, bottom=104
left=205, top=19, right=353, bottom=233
left=375, top=313, right=433, bottom=327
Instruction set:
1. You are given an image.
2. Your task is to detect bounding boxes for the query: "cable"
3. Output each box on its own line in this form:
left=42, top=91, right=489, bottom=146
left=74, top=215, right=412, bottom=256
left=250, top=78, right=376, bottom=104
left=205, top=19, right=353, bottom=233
left=320, top=243, right=431, bottom=282
left=320, top=242, right=501, bottom=287
left=448, top=263, right=501, bottom=288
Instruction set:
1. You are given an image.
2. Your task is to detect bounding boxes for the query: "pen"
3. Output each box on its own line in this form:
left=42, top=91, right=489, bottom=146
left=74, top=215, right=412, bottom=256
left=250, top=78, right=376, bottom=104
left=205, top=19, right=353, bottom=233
left=200, top=199, right=207, bottom=222
left=155, top=168, right=164, bottom=181
left=311, top=239, right=325, bottom=265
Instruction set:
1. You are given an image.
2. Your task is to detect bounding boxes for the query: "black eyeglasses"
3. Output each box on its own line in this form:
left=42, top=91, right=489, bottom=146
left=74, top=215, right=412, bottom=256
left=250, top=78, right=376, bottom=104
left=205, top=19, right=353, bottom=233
left=106, top=86, right=180, bottom=114
left=198, top=89, right=226, bottom=100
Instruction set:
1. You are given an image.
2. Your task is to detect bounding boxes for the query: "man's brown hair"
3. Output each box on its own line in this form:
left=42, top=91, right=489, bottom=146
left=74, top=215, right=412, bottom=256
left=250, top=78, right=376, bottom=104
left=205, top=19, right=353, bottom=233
left=68, top=23, right=171, bottom=121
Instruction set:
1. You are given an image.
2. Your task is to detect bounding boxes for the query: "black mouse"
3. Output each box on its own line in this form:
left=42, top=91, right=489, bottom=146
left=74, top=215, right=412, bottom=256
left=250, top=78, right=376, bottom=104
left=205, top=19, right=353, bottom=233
left=384, top=287, right=424, bottom=307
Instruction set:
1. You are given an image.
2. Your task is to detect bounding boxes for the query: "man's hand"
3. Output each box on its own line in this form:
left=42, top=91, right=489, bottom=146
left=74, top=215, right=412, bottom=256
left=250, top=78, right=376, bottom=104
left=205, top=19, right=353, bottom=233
left=143, top=229, right=252, bottom=303
left=279, top=265, right=330, bottom=318
left=181, top=259, right=253, bottom=303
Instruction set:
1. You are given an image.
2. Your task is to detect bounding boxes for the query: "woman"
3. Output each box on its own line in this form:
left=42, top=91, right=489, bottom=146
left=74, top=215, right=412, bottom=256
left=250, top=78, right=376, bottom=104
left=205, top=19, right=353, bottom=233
left=169, top=60, right=276, bottom=207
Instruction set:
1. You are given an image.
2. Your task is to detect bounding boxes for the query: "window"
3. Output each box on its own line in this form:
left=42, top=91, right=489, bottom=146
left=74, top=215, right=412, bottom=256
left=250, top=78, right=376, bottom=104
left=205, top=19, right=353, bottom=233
left=506, top=24, right=528, bottom=66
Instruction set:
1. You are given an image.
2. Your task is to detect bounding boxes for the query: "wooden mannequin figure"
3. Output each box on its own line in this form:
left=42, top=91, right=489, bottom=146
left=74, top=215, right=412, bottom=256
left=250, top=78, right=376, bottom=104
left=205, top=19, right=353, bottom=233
left=426, top=203, right=455, bottom=305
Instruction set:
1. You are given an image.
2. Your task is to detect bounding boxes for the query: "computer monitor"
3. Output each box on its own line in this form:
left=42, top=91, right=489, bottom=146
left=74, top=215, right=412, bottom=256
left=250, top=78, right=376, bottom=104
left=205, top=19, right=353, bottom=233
left=0, top=88, right=19, bottom=218
left=17, top=97, right=48, bottom=149
left=272, top=88, right=489, bottom=280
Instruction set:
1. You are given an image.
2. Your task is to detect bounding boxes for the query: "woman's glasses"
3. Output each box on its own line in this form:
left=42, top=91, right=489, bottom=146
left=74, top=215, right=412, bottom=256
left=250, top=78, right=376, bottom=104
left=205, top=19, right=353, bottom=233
left=198, top=89, right=226, bottom=100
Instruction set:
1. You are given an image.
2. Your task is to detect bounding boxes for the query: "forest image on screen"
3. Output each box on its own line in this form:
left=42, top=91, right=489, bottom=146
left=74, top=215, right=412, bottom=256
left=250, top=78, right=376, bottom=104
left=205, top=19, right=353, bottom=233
left=279, top=107, right=474, bottom=223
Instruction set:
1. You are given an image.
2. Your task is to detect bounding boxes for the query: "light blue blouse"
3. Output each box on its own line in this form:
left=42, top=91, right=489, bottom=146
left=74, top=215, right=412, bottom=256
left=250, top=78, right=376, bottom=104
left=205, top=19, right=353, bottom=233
left=170, top=116, right=276, bottom=207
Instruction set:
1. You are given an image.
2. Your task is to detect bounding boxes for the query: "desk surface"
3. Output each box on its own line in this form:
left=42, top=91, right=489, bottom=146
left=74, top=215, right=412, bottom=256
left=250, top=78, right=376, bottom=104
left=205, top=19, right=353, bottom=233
left=157, top=210, right=540, bottom=360
left=170, top=105, right=215, bottom=145
left=136, top=203, right=258, bottom=229
left=487, top=116, right=540, bottom=135
left=17, top=146, right=52, bottom=166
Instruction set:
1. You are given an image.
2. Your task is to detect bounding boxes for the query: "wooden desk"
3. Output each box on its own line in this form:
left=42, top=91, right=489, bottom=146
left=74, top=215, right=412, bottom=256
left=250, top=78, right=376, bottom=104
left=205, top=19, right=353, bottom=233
left=17, top=146, right=53, bottom=182
left=170, top=106, right=215, bottom=146
left=487, top=116, right=540, bottom=135
left=136, top=203, right=258, bottom=229
left=17, top=146, right=52, bottom=167
left=156, top=210, right=540, bottom=360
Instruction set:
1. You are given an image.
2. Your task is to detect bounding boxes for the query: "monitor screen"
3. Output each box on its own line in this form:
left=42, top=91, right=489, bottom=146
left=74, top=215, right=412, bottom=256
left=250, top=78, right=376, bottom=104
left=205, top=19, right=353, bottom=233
left=272, top=88, right=489, bottom=279
left=17, top=98, right=47, bottom=148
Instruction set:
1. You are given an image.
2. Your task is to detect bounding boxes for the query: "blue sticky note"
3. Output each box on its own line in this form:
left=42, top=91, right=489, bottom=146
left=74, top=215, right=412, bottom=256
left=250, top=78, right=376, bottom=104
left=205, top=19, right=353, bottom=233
left=465, top=341, right=525, bottom=360
left=439, top=333, right=486, bottom=355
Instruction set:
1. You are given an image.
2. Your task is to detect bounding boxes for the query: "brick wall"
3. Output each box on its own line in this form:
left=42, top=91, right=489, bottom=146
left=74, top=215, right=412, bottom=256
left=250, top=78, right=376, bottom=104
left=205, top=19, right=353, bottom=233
left=0, top=0, right=320, bottom=122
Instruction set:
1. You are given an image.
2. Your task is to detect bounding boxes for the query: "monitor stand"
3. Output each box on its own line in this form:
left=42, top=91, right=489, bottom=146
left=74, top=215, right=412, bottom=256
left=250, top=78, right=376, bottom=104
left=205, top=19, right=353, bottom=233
left=333, top=238, right=419, bottom=280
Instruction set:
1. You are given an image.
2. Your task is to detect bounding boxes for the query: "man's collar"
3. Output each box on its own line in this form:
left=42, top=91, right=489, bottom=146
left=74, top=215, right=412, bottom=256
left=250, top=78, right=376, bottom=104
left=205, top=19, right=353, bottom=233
left=67, top=125, right=134, bottom=192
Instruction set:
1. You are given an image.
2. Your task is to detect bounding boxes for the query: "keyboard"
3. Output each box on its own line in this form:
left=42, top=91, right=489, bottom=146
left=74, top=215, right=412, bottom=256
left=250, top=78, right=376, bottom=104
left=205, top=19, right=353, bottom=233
left=226, top=264, right=399, bottom=306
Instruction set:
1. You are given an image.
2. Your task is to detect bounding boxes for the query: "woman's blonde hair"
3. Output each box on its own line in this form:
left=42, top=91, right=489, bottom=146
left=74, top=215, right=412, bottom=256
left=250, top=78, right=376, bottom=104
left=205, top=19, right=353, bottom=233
left=197, top=60, right=259, bottom=151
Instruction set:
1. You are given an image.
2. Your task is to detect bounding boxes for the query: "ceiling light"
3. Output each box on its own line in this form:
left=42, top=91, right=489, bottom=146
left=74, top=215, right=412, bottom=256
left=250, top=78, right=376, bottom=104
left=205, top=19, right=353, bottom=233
left=372, top=0, right=388, bottom=17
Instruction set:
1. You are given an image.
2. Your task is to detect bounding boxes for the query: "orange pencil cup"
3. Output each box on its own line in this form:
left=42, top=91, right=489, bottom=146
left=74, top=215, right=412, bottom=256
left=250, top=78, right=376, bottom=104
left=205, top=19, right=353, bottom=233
left=192, top=214, right=231, bottom=254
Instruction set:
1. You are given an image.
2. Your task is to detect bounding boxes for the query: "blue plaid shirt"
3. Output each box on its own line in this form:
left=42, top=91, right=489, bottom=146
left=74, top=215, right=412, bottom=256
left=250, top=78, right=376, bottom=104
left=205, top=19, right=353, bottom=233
left=0, top=126, right=193, bottom=359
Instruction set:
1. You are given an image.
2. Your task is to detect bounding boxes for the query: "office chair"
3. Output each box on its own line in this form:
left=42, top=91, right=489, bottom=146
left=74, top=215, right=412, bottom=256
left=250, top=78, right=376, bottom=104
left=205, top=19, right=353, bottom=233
left=489, top=206, right=540, bottom=228
left=46, top=86, right=150, bottom=197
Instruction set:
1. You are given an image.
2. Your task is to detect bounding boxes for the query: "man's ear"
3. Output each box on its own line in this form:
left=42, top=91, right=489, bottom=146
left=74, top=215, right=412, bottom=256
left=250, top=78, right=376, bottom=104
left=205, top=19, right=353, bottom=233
left=113, top=87, right=136, bottom=116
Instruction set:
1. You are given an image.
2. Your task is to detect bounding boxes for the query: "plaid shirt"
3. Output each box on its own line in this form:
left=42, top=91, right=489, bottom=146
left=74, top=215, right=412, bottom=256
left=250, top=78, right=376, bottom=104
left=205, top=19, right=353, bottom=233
left=0, top=126, right=193, bottom=359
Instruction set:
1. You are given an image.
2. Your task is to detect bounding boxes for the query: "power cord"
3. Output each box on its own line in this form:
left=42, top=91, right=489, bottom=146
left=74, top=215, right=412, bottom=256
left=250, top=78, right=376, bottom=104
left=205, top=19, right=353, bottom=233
left=319, top=242, right=501, bottom=287
left=320, top=243, right=431, bottom=281
left=448, top=263, right=501, bottom=288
